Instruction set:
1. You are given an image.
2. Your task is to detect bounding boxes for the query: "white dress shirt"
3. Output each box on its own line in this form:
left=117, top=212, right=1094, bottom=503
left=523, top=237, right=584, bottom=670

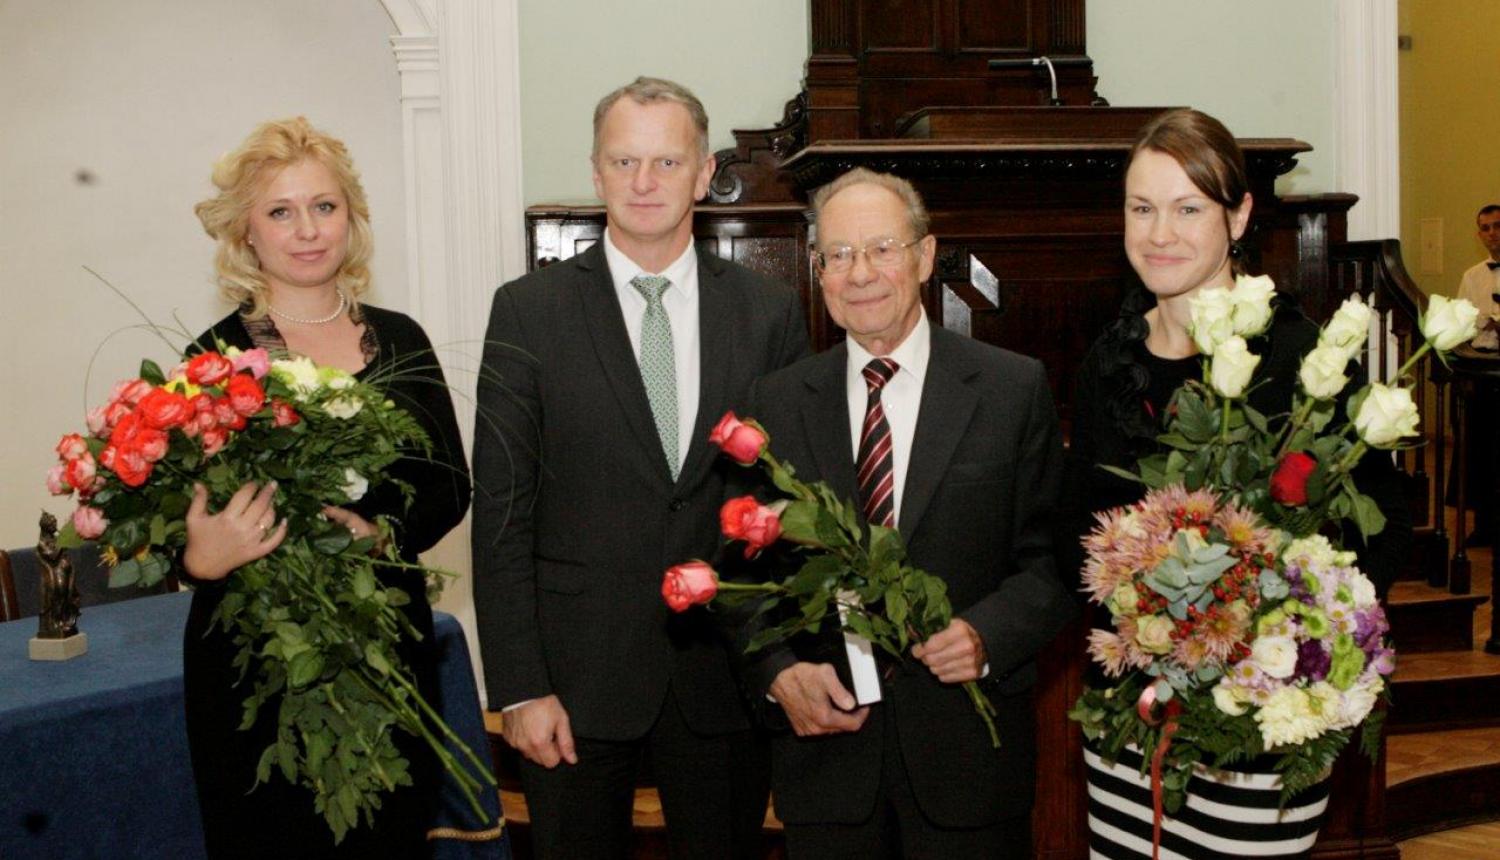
left=844, top=312, right=931, bottom=526
left=1457, top=258, right=1500, bottom=350
left=602, top=228, right=702, bottom=474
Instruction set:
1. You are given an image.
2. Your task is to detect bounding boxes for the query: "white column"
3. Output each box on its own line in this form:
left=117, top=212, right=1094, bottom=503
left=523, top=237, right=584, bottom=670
left=1334, top=1, right=1400, bottom=242
left=379, top=0, right=527, bottom=702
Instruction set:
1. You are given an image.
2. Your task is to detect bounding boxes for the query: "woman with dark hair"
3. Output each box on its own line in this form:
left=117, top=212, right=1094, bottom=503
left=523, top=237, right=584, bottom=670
left=182, top=117, right=471, bottom=858
left=1066, top=108, right=1409, bottom=596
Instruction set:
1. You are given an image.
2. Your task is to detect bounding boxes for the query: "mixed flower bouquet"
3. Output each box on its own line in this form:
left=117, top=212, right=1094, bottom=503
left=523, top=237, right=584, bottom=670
left=46, top=346, right=493, bottom=842
left=660, top=412, right=1000, bottom=746
left=1070, top=276, right=1479, bottom=815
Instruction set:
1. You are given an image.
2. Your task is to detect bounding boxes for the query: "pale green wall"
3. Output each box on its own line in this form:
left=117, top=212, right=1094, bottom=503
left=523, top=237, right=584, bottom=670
left=518, top=0, right=1338, bottom=205
left=1398, top=0, right=1500, bottom=297
left=1087, top=0, right=1336, bottom=195
left=518, top=0, right=809, bottom=204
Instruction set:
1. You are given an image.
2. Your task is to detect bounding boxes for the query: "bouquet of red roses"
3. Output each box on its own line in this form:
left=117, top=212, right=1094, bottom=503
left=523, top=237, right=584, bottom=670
left=661, top=412, right=999, bottom=746
left=46, top=346, right=493, bottom=842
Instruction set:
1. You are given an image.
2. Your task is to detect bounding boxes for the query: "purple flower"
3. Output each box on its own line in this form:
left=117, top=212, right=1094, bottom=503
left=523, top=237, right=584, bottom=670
left=1296, top=639, right=1331, bottom=680
left=1369, top=647, right=1396, bottom=676
left=1354, top=608, right=1389, bottom=651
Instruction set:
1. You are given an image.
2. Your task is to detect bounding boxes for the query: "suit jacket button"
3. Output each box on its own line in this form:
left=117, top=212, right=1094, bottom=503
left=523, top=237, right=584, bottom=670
left=669, top=499, right=686, bottom=512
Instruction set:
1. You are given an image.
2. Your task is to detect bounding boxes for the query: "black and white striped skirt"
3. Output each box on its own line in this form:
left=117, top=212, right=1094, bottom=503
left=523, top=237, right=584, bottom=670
left=1084, top=745, right=1329, bottom=858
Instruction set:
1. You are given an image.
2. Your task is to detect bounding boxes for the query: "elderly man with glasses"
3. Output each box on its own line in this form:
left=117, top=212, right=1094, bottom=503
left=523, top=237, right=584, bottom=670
left=732, top=167, right=1074, bottom=858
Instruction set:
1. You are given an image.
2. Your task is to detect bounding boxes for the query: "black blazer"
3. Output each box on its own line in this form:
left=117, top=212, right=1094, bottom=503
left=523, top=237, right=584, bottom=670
left=471, top=242, right=810, bottom=739
left=740, top=323, right=1075, bottom=828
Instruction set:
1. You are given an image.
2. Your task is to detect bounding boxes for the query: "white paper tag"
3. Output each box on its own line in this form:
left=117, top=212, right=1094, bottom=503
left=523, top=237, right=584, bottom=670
left=837, top=590, right=883, bottom=705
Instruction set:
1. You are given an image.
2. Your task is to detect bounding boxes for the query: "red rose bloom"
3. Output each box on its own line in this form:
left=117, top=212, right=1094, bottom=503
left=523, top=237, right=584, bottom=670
left=185, top=352, right=235, bottom=386
left=63, top=453, right=97, bottom=491
left=110, top=446, right=153, bottom=487
left=1269, top=452, right=1318, bottom=506
left=225, top=374, right=266, bottom=417
left=719, top=495, right=783, bottom=558
left=56, top=433, right=89, bottom=460
left=709, top=411, right=767, bottom=466
left=137, top=387, right=193, bottom=429
left=201, top=426, right=230, bottom=457
left=661, top=561, right=720, bottom=612
left=272, top=399, right=301, bottom=427
left=212, top=398, right=247, bottom=431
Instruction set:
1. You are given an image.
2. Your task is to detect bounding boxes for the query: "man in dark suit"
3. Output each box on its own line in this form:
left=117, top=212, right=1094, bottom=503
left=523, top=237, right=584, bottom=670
left=470, top=77, right=809, bottom=858
left=739, top=168, right=1074, bottom=857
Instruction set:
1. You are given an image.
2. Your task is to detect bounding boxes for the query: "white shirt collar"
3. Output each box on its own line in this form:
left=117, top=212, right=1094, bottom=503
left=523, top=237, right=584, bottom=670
left=602, top=228, right=698, bottom=298
left=845, top=309, right=931, bottom=384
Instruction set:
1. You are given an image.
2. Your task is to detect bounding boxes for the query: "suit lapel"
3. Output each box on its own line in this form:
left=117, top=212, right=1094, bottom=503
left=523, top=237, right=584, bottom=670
left=900, top=327, right=979, bottom=542
left=575, top=245, right=673, bottom=483
left=800, top=344, right=857, bottom=500
left=678, top=249, right=731, bottom=489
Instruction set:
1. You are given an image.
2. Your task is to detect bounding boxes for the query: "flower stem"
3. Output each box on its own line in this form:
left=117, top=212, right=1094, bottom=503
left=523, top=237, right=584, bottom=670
left=1394, top=341, right=1432, bottom=382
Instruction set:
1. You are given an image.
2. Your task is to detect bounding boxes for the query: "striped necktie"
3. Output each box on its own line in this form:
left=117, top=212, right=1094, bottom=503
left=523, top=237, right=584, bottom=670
left=856, top=358, right=900, bottom=527
left=631, top=275, right=678, bottom=480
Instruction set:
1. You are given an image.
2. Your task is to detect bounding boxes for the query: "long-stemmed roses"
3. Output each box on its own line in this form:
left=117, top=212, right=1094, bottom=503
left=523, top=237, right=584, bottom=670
left=664, top=412, right=1001, bottom=747
left=46, top=345, right=494, bottom=843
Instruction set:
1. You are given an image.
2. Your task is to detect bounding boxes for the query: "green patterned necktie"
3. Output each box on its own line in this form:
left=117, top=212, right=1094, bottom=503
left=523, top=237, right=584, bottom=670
left=631, top=274, right=679, bottom=480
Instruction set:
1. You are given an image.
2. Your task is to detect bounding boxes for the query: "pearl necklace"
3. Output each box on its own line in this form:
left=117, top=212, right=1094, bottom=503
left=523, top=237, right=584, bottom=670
left=268, top=290, right=347, bottom=325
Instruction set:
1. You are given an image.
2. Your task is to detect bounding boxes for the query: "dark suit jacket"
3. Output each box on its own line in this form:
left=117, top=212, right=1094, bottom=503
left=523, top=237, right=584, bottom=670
left=741, top=323, right=1074, bottom=829
left=471, top=242, right=810, bottom=740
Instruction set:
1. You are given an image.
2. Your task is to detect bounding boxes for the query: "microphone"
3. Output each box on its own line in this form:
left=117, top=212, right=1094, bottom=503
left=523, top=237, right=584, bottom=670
left=987, top=55, right=1091, bottom=105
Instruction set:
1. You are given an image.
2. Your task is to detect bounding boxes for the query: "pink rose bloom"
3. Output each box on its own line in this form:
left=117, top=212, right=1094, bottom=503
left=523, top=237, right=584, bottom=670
left=185, top=352, right=235, bottom=386
left=719, top=495, right=783, bottom=558
left=103, top=400, right=133, bottom=428
left=709, top=411, right=767, bottom=466
left=64, top=453, right=97, bottom=492
left=231, top=348, right=271, bottom=380
left=86, top=405, right=111, bottom=437
left=201, top=426, right=229, bottom=457
left=72, top=506, right=108, bottom=540
left=137, top=431, right=169, bottom=463
left=111, top=378, right=153, bottom=406
left=46, top=464, right=71, bottom=496
left=56, top=433, right=89, bottom=461
left=661, top=561, right=720, bottom=612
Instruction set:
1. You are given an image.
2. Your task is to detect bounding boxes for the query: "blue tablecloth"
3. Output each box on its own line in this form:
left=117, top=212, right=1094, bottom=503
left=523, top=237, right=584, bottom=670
left=0, top=591, right=508, bottom=859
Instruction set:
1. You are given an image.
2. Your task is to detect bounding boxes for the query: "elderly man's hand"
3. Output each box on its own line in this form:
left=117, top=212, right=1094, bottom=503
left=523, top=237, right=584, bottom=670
left=912, top=617, right=987, bottom=683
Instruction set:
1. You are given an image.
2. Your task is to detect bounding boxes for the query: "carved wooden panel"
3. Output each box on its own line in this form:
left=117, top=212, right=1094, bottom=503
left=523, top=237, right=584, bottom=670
left=955, top=0, right=1031, bottom=51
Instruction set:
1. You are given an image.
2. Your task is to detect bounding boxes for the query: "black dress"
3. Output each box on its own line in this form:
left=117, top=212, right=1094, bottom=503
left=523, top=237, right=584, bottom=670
left=1064, top=286, right=1412, bottom=598
left=183, top=305, right=471, bottom=859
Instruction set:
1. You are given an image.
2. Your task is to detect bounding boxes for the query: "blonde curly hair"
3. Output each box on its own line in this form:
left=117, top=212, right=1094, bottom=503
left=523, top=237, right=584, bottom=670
left=194, top=117, right=373, bottom=318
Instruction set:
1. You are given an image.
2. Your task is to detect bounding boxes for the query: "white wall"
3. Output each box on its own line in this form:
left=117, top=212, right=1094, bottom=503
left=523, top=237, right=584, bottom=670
left=0, top=0, right=406, bottom=549
left=1088, top=0, right=1338, bottom=195
left=517, top=0, right=810, bottom=204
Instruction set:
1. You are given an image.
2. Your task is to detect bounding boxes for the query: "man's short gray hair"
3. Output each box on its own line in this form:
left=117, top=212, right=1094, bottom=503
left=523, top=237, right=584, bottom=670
left=810, top=168, right=931, bottom=240
left=592, top=76, right=710, bottom=160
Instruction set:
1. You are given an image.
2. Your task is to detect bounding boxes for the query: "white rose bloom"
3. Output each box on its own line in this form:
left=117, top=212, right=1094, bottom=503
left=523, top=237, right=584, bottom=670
left=1134, top=614, right=1175, bottom=655
left=1209, top=336, right=1260, bottom=398
left=341, top=468, right=369, bottom=502
left=271, top=356, right=322, bottom=400
left=1421, top=294, right=1480, bottom=351
left=1319, top=294, right=1374, bottom=358
left=1297, top=345, right=1349, bottom=400
left=1189, top=287, right=1236, bottom=355
left=1354, top=382, right=1420, bottom=448
left=1285, top=534, right=1337, bottom=568
left=319, top=366, right=356, bottom=390
left=1250, top=635, right=1298, bottom=679
left=1213, top=683, right=1249, bottom=716
left=1106, top=581, right=1141, bottom=617
left=1229, top=274, right=1276, bottom=337
left=1349, top=575, right=1377, bottom=609
left=324, top=396, right=364, bottom=420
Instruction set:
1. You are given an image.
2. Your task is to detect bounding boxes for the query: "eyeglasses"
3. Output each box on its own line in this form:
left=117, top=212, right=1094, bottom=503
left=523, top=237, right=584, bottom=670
left=812, top=237, right=925, bottom=274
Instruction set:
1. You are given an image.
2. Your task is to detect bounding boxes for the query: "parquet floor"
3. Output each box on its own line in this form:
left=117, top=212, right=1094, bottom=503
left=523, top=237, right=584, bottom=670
left=1398, top=819, right=1500, bottom=857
